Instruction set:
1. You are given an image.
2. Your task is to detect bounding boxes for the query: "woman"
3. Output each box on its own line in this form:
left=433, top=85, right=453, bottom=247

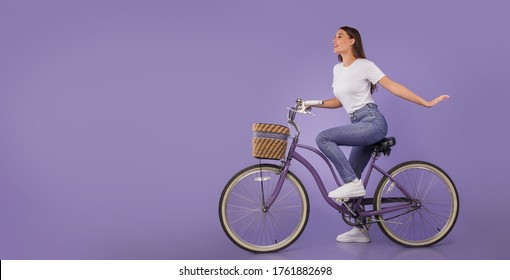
left=304, top=26, right=449, bottom=243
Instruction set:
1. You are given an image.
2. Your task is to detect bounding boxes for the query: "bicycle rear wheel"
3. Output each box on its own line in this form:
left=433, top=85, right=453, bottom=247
left=373, top=161, right=459, bottom=247
left=219, top=164, right=309, bottom=253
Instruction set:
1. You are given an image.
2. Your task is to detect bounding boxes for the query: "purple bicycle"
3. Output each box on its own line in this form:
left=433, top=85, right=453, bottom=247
left=219, top=99, right=459, bottom=253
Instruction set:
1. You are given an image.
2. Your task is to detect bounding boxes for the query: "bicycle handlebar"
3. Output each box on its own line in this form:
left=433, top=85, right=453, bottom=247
left=287, top=98, right=315, bottom=138
left=288, top=98, right=315, bottom=117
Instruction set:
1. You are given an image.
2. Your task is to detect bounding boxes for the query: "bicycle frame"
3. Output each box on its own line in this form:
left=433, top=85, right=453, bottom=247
left=265, top=135, right=417, bottom=219
left=220, top=100, right=457, bottom=251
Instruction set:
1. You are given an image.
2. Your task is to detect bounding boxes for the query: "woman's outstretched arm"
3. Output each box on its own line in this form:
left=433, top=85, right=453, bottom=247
left=378, top=76, right=449, bottom=108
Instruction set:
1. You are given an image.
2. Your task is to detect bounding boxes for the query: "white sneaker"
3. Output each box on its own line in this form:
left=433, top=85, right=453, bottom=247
left=336, top=227, right=371, bottom=243
left=328, top=179, right=366, bottom=199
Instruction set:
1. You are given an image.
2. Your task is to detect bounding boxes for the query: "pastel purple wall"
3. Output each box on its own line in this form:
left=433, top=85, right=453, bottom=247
left=1, top=0, right=509, bottom=259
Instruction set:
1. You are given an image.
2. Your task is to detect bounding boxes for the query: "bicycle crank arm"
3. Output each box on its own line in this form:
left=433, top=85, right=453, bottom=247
left=339, top=200, right=370, bottom=231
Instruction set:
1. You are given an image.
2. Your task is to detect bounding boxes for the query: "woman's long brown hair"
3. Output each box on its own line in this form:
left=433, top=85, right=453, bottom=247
left=338, top=26, right=377, bottom=94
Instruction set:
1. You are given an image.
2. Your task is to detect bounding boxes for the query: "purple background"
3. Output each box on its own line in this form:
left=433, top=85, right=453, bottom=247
left=1, top=0, right=509, bottom=259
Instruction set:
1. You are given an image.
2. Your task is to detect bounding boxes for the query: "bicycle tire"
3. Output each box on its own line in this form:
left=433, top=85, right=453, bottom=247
left=373, top=161, right=459, bottom=247
left=219, top=164, right=309, bottom=253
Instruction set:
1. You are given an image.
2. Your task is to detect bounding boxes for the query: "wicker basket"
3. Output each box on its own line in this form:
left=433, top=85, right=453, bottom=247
left=252, top=123, right=290, bottom=160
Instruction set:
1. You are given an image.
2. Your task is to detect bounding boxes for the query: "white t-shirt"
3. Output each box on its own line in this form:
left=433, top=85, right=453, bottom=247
left=332, top=58, right=385, bottom=114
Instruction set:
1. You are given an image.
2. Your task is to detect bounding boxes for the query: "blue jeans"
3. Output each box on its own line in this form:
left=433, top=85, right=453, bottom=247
left=316, top=103, right=388, bottom=184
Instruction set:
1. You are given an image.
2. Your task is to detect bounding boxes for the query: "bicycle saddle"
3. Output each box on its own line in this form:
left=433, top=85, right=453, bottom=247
left=374, top=137, right=396, bottom=156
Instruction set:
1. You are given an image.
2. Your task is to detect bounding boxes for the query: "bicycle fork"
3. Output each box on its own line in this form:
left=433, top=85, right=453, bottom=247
left=254, top=160, right=291, bottom=212
left=255, top=162, right=270, bottom=212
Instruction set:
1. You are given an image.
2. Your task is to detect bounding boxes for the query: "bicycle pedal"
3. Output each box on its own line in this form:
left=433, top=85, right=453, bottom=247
left=335, top=198, right=350, bottom=203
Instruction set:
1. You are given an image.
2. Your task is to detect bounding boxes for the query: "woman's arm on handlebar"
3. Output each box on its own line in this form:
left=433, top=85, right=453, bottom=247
left=308, top=97, right=343, bottom=109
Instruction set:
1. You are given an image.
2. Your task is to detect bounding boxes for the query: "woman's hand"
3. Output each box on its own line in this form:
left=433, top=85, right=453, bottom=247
left=424, top=95, right=450, bottom=108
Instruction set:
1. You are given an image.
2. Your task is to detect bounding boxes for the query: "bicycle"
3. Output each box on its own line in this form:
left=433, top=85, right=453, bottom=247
left=219, top=99, right=459, bottom=253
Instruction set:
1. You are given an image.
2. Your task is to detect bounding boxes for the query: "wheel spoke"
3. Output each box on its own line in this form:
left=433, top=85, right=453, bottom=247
left=231, top=191, right=259, bottom=206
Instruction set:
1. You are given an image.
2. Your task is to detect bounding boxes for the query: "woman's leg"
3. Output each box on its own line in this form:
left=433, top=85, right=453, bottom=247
left=316, top=104, right=388, bottom=184
left=349, top=145, right=374, bottom=179
left=322, top=104, right=388, bottom=241
left=315, top=122, right=379, bottom=184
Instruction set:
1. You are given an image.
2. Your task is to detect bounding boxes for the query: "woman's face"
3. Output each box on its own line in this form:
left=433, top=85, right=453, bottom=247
left=332, top=29, right=354, bottom=54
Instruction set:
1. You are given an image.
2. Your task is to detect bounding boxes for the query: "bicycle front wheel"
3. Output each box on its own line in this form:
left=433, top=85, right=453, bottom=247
left=373, top=161, right=459, bottom=247
left=219, top=164, right=309, bottom=253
